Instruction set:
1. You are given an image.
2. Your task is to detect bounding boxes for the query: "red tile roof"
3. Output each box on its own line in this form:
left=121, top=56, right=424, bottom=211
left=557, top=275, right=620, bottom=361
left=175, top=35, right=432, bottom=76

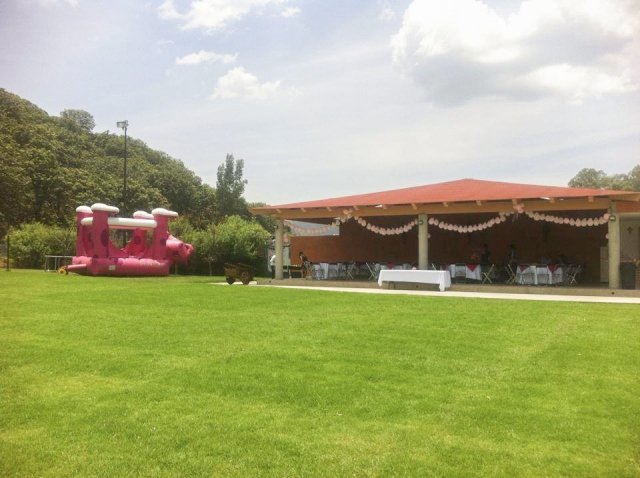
left=262, top=178, right=638, bottom=210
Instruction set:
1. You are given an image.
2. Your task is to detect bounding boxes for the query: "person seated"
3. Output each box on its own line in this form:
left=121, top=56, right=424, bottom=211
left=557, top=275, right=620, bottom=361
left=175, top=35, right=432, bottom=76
left=480, top=244, right=491, bottom=264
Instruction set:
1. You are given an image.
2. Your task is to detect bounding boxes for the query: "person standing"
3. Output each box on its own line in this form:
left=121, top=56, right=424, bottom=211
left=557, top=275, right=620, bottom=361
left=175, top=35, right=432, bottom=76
left=299, top=251, right=309, bottom=277
left=270, top=253, right=276, bottom=279
left=508, top=244, right=518, bottom=271
left=480, top=244, right=491, bottom=264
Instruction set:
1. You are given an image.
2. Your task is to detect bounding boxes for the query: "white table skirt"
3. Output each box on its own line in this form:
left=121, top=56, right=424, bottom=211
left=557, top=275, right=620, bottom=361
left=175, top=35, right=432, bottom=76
left=378, top=270, right=451, bottom=291
left=516, top=265, right=565, bottom=285
left=447, top=264, right=482, bottom=281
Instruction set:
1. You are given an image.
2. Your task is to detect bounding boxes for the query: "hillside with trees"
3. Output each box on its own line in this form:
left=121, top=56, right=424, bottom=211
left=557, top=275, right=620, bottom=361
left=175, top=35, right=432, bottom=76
left=0, top=88, right=218, bottom=236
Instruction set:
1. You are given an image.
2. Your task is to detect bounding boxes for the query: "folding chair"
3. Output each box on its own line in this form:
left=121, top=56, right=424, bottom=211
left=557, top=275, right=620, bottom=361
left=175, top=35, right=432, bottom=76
left=565, top=264, right=582, bottom=285
left=481, top=264, right=496, bottom=284
left=504, top=264, right=517, bottom=285
left=345, top=262, right=356, bottom=280
left=366, top=262, right=381, bottom=281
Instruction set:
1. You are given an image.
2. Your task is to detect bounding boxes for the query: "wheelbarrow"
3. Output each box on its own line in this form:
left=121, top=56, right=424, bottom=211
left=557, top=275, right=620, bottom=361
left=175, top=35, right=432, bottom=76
left=223, top=263, right=254, bottom=285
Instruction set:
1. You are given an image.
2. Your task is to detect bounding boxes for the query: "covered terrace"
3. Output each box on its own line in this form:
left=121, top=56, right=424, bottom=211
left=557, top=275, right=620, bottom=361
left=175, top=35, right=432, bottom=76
left=251, top=179, right=640, bottom=289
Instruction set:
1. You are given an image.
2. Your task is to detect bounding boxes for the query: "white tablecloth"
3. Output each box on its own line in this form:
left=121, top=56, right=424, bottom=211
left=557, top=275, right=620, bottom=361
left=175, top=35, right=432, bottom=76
left=516, top=265, right=565, bottom=285
left=447, top=264, right=482, bottom=281
left=378, top=270, right=451, bottom=291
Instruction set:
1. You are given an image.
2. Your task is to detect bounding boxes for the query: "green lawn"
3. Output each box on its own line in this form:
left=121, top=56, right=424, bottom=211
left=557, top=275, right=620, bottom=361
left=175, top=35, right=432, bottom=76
left=1, top=270, right=639, bottom=477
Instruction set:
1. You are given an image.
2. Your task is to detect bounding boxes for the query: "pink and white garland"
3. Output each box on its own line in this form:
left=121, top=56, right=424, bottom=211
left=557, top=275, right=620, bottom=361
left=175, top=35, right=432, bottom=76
left=525, top=211, right=610, bottom=227
left=353, top=216, right=419, bottom=235
left=428, top=212, right=513, bottom=233
left=286, top=209, right=611, bottom=237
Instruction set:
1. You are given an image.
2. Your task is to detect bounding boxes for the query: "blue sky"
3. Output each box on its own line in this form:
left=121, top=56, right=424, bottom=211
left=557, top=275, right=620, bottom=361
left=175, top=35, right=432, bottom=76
left=1, top=0, right=639, bottom=205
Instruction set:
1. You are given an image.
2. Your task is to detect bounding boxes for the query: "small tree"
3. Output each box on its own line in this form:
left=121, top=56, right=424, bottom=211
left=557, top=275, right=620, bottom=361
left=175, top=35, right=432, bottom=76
left=212, top=216, right=270, bottom=268
left=216, top=154, right=248, bottom=219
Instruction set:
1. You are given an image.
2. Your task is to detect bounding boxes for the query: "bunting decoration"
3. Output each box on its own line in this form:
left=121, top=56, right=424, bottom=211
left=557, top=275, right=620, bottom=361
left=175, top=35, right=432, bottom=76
left=284, top=209, right=610, bottom=237
left=524, top=211, right=610, bottom=227
left=428, top=212, right=513, bottom=233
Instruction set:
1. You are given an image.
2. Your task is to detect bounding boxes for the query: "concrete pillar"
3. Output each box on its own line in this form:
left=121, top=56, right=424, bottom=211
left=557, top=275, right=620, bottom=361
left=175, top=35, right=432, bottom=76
left=275, top=219, right=284, bottom=280
left=608, top=203, right=620, bottom=289
left=418, top=214, right=428, bottom=270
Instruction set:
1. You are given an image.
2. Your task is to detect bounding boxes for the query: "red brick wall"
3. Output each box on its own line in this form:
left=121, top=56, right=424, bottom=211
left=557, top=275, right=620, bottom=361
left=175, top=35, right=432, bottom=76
left=291, top=212, right=608, bottom=283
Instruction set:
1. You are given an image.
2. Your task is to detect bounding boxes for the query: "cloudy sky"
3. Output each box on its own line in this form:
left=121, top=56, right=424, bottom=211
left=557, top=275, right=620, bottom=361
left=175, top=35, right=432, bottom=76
left=1, top=0, right=639, bottom=205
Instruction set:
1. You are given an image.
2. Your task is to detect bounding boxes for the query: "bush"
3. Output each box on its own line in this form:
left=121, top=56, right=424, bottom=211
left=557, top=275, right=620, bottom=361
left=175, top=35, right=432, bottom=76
left=212, top=216, right=270, bottom=271
left=8, top=223, right=75, bottom=269
left=171, top=216, right=270, bottom=275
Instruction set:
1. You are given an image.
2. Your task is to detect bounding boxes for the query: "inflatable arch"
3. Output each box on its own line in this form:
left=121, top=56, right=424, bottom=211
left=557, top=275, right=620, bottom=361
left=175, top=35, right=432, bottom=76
left=65, top=203, right=193, bottom=276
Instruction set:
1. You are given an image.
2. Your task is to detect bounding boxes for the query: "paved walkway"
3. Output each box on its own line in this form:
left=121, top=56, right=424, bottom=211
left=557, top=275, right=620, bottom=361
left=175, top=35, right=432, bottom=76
left=255, top=283, right=640, bottom=304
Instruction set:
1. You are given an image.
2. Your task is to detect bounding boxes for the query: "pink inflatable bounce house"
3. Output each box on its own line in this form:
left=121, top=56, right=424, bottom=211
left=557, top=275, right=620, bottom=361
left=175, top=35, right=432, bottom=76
left=65, top=203, right=193, bottom=276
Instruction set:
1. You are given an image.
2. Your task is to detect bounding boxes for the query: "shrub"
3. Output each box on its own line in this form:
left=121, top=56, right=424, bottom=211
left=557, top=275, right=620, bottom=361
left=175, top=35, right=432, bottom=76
left=8, top=223, right=75, bottom=269
left=211, top=216, right=270, bottom=270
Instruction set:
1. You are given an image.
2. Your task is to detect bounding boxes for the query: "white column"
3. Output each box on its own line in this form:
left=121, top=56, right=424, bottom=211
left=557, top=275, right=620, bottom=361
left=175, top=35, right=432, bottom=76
left=418, top=214, right=428, bottom=270
left=608, top=203, right=620, bottom=289
left=275, top=219, right=284, bottom=280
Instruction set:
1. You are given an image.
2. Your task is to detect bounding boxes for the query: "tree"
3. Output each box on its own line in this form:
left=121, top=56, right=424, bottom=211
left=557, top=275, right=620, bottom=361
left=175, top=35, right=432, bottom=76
left=569, top=166, right=640, bottom=191
left=60, top=109, right=95, bottom=132
left=568, top=168, right=609, bottom=189
left=248, top=201, right=276, bottom=234
left=215, top=154, right=248, bottom=219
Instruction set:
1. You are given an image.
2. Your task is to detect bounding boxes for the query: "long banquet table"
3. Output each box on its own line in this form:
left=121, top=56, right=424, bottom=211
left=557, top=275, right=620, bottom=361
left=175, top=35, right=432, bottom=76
left=378, top=269, right=452, bottom=291
left=515, top=264, right=565, bottom=285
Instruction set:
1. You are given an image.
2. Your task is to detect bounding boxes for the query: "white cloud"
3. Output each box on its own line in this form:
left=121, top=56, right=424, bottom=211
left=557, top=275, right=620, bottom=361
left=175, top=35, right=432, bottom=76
left=158, top=0, right=295, bottom=33
left=210, top=67, right=281, bottom=99
left=281, top=7, right=300, bottom=18
left=176, top=50, right=237, bottom=65
left=391, top=0, right=640, bottom=104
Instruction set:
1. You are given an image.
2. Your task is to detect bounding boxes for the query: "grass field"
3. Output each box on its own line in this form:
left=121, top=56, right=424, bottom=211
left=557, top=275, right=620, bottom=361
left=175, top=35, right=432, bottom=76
left=1, top=270, right=639, bottom=477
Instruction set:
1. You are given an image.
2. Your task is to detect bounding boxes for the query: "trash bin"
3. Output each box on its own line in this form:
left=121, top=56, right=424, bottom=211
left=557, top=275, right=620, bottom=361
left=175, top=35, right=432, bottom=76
left=620, top=262, right=636, bottom=290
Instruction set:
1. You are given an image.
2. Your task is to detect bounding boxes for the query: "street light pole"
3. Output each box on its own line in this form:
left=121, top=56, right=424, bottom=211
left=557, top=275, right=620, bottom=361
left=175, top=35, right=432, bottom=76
left=116, top=120, right=129, bottom=214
